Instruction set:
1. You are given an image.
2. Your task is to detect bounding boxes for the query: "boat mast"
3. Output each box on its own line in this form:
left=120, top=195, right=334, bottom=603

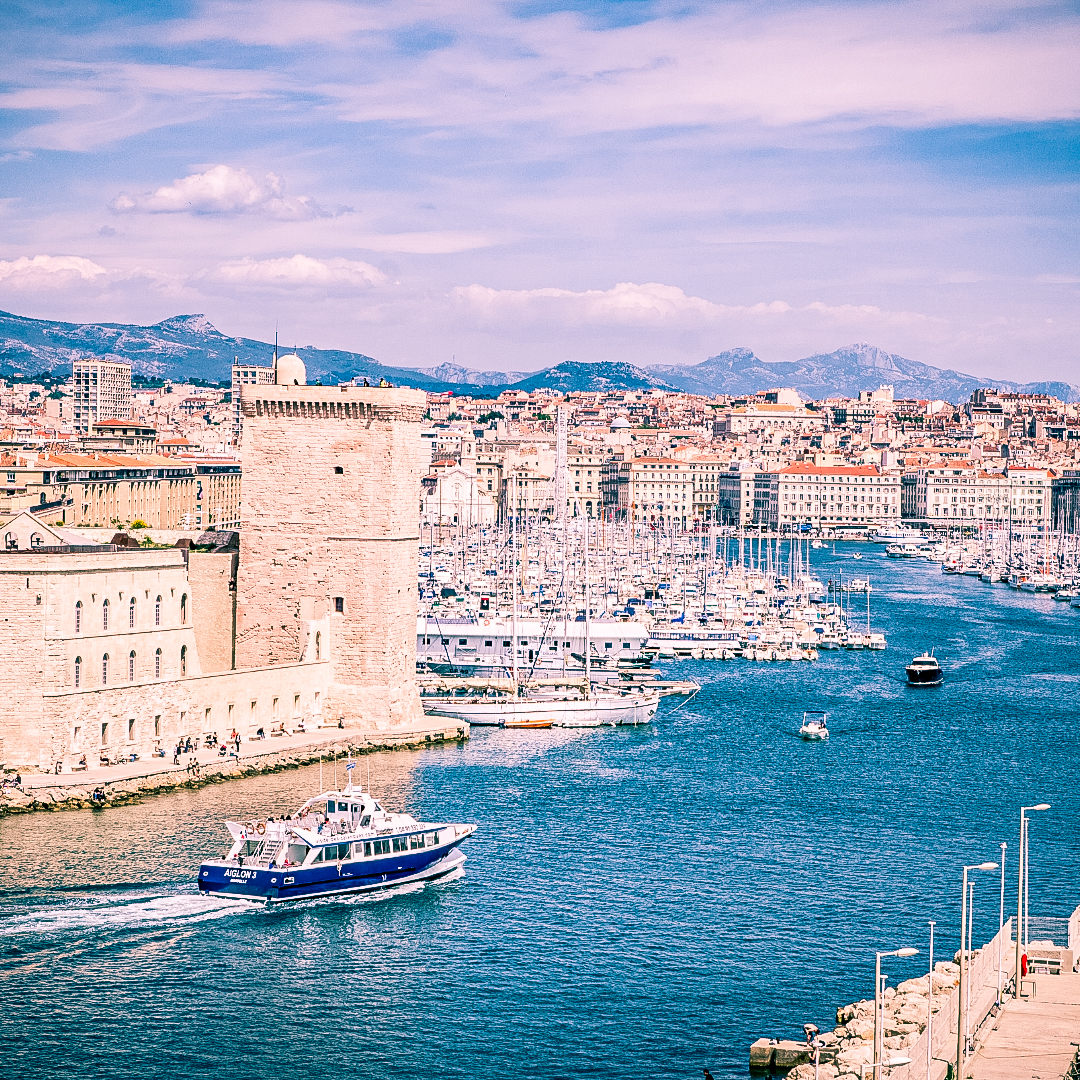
left=585, top=513, right=592, bottom=692
left=512, top=475, right=519, bottom=692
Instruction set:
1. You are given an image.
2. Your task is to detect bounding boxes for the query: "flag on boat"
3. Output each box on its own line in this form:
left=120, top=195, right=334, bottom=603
left=346, top=761, right=355, bottom=772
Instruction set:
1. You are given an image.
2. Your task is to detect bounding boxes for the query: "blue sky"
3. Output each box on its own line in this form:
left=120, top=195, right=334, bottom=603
left=0, top=0, right=1078, bottom=379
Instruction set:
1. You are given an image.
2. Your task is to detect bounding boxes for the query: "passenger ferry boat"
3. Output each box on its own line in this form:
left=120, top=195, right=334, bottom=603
left=197, top=782, right=476, bottom=904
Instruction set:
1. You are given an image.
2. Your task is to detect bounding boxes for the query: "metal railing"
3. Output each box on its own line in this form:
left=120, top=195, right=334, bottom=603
left=890, top=917, right=1013, bottom=1080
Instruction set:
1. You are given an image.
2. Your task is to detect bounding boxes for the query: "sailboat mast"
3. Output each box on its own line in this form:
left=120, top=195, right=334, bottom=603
left=584, top=514, right=592, bottom=689
left=512, top=477, right=519, bottom=690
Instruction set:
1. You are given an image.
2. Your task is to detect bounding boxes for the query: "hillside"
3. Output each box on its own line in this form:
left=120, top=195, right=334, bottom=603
left=2, top=310, right=1075, bottom=402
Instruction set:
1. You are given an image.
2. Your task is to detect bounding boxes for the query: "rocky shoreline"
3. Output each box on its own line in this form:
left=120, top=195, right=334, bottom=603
left=752, top=962, right=960, bottom=1078
left=0, top=727, right=467, bottom=816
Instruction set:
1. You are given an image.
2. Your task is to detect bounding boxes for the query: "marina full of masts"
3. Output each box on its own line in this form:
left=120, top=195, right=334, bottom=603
left=879, top=523, right=1080, bottom=606
left=417, top=516, right=887, bottom=680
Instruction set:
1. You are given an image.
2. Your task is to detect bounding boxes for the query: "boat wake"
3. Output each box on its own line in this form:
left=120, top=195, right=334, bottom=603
left=0, top=887, right=242, bottom=938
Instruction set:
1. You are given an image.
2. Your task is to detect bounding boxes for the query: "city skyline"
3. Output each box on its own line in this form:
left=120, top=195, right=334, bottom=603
left=1, top=0, right=1078, bottom=379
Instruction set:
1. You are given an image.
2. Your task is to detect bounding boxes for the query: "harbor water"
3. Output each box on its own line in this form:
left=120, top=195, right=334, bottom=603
left=2, top=545, right=1078, bottom=1079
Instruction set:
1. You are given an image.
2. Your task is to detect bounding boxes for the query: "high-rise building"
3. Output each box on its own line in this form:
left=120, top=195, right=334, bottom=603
left=230, top=359, right=276, bottom=445
left=72, top=360, right=132, bottom=433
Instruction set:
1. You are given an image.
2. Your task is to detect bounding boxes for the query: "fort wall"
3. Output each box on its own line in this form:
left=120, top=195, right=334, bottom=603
left=235, top=386, right=426, bottom=732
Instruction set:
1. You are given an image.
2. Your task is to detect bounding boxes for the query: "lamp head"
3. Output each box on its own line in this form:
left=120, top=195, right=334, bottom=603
left=1032, top=803, right=1051, bottom=811
left=895, top=947, right=919, bottom=957
left=976, top=862, right=999, bottom=871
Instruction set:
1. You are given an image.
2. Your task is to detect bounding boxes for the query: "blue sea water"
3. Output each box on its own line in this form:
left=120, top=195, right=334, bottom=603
left=1, top=546, right=1078, bottom=1079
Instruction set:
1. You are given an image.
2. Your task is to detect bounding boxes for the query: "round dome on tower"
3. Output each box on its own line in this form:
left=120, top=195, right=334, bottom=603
left=275, top=353, right=307, bottom=386
left=611, top=416, right=631, bottom=429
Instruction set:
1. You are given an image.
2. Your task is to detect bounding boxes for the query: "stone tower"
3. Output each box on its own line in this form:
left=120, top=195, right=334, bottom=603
left=235, top=378, right=426, bottom=731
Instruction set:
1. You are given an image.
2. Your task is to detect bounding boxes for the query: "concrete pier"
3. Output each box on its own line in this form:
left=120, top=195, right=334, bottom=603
left=967, top=973, right=1080, bottom=1080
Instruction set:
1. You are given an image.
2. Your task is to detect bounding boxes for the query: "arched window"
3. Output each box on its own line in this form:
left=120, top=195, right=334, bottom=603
left=102, top=653, right=109, bottom=686
left=4, top=532, right=17, bottom=550
left=75, top=601, right=82, bottom=634
left=155, top=648, right=161, bottom=679
left=128, top=650, right=136, bottom=682
left=180, top=645, right=187, bottom=677
left=102, top=599, right=109, bottom=631
left=315, top=632, right=321, bottom=661
left=180, top=594, right=188, bottom=624
left=129, top=597, right=137, bottom=628
left=155, top=595, right=161, bottom=626
left=30, top=532, right=44, bottom=549
left=74, top=656, right=81, bottom=688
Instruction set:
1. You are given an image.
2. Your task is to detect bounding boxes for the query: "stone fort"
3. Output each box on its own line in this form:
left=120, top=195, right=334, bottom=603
left=0, top=355, right=434, bottom=772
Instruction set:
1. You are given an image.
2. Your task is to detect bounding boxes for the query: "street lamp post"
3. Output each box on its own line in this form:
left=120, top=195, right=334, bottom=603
left=875, top=947, right=919, bottom=1080
left=926, top=921, right=935, bottom=1080
left=997, top=842, right=1007, bottom=1005
left=957, top=862, right=998, bottom=1079
left=1014, top=804, right=1051, bottom=999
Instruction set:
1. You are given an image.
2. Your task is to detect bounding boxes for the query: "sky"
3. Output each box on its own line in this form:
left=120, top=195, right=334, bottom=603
left=0, top=0, right=1078, bottom=380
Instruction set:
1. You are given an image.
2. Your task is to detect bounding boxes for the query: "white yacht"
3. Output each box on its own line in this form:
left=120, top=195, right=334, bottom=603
left=872, top=526, right=926, bottom=545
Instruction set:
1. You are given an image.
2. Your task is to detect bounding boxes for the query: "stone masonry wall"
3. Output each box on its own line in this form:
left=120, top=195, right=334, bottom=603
left=235, top=386, right=426, bottom=732
left=188, top=550, right=238, bottom=673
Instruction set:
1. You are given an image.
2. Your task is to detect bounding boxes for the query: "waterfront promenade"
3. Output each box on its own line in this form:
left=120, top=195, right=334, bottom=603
left=968, top=973, right=1080, bottom=1080
left=2, top=721, right=467, bottom=814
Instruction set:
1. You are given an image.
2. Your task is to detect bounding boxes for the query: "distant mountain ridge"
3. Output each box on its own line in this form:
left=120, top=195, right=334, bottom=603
left=0, top=310, right=1075, bottom=402
left=652, top=343, right=1080, bottom=402
left=0, top=309, right=456, bottom=390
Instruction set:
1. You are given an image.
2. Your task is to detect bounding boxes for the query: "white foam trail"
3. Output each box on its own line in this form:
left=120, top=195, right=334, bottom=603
left=0, top=890, right=242, bottom=937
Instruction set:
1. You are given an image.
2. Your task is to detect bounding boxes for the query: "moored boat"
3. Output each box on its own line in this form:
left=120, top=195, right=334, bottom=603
left=197, top=782, right=476, bottom=904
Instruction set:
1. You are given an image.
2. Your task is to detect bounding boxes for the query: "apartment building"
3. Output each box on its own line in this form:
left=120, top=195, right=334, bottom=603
left=777, top=463, right=901, bottom=528
left=230, top=361, right=276, bottom=444
left=621, top=457, right=693, bottom=528
left=73, top=360, right=132, bottom=434
left=909, top=464, right=1052, bottom=532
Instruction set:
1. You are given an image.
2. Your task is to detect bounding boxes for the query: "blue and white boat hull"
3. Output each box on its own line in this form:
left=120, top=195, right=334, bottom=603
left=198, top=843, right=470, bottom=904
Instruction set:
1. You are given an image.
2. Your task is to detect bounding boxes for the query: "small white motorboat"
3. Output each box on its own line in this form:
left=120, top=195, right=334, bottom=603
left=799, top=711, right=829, bottom=740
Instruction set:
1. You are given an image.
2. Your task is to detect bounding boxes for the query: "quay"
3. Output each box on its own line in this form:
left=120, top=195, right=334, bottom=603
left=967, top=972, right=1080, bottom=1080
left=751, top=910, right=1080, bottom=1080
left=0, top=722, right=468, bottom=815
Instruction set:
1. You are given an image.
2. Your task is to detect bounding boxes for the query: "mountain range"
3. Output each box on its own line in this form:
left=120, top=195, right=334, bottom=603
left=1, top=309, right=1076, bottom=402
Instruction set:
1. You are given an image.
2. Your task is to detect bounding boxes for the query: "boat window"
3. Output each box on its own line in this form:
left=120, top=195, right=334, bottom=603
left=392, top=836, right=409, bottom=852
left=327, top=800, right=336, bottom=811
left=286, top=844, right=308, bottom=864
left=409, top=833, right=425, bottom=849
left=360, top=815, right=371, bottom=827
left=458, top=638, right=467, bottom=645
left=370, top=838, right=391, bottom=855
left=503, top=640, right=511, bottom=647
left=427, top=832, right=439, bottom=846
left=484, top=640, right=492, bottom=647
left=351, top=804, right=359, bottom=813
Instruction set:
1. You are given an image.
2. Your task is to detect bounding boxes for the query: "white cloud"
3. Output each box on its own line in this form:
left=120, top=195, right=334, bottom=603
left=451, top=280, right=936, bottom=331
left=0, top=255, right=109, bottom=287
left=205, top=253, right=387, bottom=288
left=111, top=165, right=335, bottom=220
left=453, top=281, right=791, bottom=325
